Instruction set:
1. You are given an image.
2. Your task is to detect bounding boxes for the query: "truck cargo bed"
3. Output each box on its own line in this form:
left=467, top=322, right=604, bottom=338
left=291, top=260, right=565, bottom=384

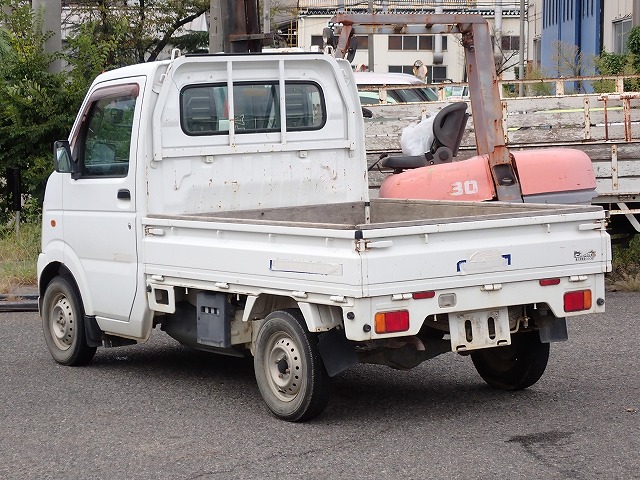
left=147, top=198, right=605, bottom=231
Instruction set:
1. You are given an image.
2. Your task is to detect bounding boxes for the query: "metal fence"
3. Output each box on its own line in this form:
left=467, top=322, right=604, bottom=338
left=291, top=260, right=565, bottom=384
left=297, top=1, right=523, bottom=10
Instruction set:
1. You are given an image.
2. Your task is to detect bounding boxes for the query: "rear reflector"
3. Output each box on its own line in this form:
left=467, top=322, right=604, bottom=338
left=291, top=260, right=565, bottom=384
left=539, top=278, right=561, bottom=286
left=412, top=291, right=435, bottom=299
left=564, top=290, right=592, bottom=312
left=375, top=310, right=410, bottom=334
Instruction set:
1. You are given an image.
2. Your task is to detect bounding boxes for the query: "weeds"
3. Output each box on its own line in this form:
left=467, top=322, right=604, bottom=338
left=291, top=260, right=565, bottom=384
left=0, top=222, right=40, bottom=293
left=607, top=235, right=640, bottom=291
left=609, top=272, right=640, bottom=292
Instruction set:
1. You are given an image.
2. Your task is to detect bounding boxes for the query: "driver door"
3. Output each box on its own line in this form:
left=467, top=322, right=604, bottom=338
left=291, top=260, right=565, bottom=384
left=62, top=79, right=144, bottom=321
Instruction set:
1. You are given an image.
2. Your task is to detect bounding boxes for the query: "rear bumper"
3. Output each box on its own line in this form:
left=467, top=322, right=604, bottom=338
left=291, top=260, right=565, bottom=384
left=341, top=273, right=605, bottom=342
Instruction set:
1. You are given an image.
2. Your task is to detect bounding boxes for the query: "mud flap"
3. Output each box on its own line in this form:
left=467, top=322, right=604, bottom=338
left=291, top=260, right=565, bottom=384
left=538, top=317, right=568, bottom=343
left=318, top=328, right=358, bottom=377
left=84, top=315, right=103, bottom=347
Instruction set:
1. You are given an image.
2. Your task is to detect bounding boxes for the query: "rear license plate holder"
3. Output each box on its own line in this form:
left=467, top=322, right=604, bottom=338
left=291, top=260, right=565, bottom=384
left=448, top=307, right=511, bottom=352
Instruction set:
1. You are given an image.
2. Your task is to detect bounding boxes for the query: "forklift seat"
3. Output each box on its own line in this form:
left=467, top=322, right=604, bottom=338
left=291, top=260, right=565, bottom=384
left=380, top=102, right=469, bottom=171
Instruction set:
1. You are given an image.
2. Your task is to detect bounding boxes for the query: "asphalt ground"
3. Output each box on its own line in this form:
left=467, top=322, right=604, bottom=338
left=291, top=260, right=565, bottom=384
left=1, top=292, right=638, bottom=479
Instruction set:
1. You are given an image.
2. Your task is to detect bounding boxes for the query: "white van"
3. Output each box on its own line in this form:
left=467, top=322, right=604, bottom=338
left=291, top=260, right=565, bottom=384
left=354, top=72, right=438, bottom=104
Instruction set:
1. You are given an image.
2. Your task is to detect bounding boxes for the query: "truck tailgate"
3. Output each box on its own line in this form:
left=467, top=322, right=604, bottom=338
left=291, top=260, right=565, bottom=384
left=359, top=208, right=610, bottom=296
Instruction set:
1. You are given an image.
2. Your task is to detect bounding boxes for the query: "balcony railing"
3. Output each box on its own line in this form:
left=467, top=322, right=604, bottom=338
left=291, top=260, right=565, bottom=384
left=297, top=1, right=524, bottom=10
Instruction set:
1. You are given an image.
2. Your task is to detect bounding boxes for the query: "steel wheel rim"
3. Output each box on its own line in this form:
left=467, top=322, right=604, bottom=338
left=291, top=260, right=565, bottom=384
left=264, top=332, right=304, bottom=402
left=49, top=293, right=75, bottom=351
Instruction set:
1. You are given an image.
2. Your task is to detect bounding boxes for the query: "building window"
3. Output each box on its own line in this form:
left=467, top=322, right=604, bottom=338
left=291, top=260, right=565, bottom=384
left=431, top=66, right=448, bottom=83
left=310, top=35, right=368, bottom=50
left=389, top=35, right=448, bottom=51
left=388, top=36, right=403, bottom=50
left=418, top=35, right=448, bottom=51
left=501, top=35, right=520, bottom=51
left=355, top=35, right=368, bottom=50
left=613, top=18, right=632, bottom=54
left=310, top=35, right=323, bottom=49
left=388, top=65, right=414, bottom=75
left=404, top=35, right=417, bottom=50
left=388, top=66, right=448, bottom=83
left=533, top=37, right=542, bottom=66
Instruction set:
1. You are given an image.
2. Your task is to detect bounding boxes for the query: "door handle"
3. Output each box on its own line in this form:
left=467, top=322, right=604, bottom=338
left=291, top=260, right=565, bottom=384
left=117, top=189, right=131, bottom=200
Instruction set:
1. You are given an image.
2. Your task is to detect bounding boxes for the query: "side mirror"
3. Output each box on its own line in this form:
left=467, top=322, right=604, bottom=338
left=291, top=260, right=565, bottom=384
left=54, top=140, right=72, bottom=173
left=53, top=140, right=80, bottom=178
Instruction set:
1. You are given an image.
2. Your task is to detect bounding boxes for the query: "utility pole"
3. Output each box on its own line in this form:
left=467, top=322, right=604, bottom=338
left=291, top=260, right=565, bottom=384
left=210, top=0, right=267, bottom=53
left=209, top=0, right=224, bottom=53
left=433, top=0, right=443, bottom=65
left=494, top=0, right=502, bottom=70
left=263, top=0, right=271, bottom=39
left=367, top=0, right=374, bottom=71
left=32, top=0, right=62, bottom=73
left=519, top=0, right=525, bottom=96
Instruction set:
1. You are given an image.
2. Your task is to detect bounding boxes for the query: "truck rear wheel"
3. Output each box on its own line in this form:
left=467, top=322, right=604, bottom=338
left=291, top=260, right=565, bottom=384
left=254, top=309, right=329, bottom=422
left=470, top=331, right=549, bottom=390
left=42, top=275, right=97, bottom=366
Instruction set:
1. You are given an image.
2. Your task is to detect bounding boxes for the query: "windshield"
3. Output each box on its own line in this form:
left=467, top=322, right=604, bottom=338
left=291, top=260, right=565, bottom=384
left=358, top=85, right=437, bottom=104
left=391, top=86, right=438, bottom=103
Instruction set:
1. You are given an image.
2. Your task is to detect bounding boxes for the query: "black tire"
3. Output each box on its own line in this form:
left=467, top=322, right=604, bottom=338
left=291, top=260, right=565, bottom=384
left=470, top=331, right=550, bottom=390
left=254, top=309, right=330, bottom=422
left=42, top=275, right=97, bottom=366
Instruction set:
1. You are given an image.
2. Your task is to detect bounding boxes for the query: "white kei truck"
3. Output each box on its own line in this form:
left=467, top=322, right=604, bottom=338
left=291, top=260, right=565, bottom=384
left=39, top=51, right=611, bottom=421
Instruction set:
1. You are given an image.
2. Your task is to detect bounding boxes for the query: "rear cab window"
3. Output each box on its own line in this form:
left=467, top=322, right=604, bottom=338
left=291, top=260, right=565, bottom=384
left=180, top=81, right=326, bottom=136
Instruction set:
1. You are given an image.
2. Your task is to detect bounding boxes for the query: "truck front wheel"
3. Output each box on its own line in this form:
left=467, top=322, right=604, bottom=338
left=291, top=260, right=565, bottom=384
left=42, top=275, right=97, bottom=366
left=470, top=332, right=549, bottom=390
left=254, top=309, right=329, bottom=422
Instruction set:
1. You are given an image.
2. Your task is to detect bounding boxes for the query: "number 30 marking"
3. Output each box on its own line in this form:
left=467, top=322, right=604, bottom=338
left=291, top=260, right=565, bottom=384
left=451, top=180, right=479, bottom=196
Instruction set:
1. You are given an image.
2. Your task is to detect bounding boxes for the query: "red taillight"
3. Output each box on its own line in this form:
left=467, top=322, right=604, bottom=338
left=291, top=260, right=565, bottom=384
left=539, top=278, right=561, bottom=286
left=564, top=290, right=592, bottom=312
left=375, top=310, right=410, bottom=334
left=412, top=291, right=435, bottom=299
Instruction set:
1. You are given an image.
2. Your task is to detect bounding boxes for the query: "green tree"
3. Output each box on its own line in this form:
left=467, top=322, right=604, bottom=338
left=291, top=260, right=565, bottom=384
left=524, top=64, right=554, bottom=97
left=0, top=0, right=210, bottom=222
left=626, top=25, right=640, bottom=72
left=65, top=0, right=209, bottom=67
left=0, top=0, right=81, bottom=221
left=593, top=50, right=639, bottom=92
left=550, top=40, right=594, bottom=93
left=593, top=27, right=640, bottom=93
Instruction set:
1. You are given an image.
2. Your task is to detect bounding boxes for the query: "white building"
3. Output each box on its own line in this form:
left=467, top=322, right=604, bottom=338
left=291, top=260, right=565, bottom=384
left=295, top=1, right=524, bottom=82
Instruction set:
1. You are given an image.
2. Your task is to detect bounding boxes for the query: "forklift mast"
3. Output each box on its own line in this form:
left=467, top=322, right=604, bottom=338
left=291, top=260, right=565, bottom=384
left=330, top=13, right=523, bottom=202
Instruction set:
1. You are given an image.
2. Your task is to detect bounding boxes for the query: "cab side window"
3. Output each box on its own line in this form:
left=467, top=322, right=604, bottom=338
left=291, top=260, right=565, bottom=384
left=75, top=93, right=137, bottom=177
